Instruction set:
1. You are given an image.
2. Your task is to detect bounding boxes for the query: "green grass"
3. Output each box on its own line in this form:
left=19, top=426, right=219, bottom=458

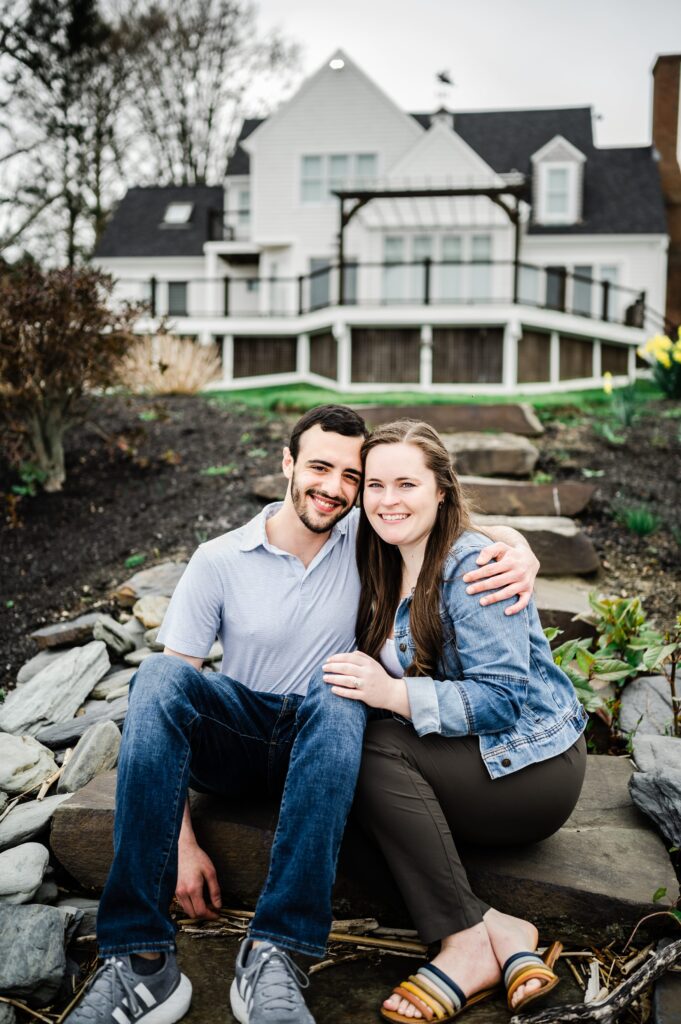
left=208, top=380, right=664, bottom=414
left=614, top=504, right=662, bottom=537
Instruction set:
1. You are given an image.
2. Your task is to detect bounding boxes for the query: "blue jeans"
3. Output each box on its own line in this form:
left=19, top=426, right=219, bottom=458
left=97, top=654, right=371, bottom=959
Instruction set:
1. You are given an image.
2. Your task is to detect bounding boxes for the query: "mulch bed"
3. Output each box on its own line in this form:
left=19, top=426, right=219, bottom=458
left=1, top=394, right=680, bottom=692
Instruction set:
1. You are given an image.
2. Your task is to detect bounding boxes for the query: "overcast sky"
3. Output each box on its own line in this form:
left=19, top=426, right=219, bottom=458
left=255, top=0, right=681, bottom=148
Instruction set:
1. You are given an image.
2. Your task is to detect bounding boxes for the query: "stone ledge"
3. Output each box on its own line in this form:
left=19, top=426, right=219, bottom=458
left=50, top=756, right=676, bottom=945
left=353, top=404, right=545, bottom=437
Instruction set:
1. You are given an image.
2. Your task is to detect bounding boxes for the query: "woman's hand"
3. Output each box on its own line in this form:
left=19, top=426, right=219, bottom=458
left=323, top=651, right=409, bottom=714
left=463, top=540, right=539, bottom=615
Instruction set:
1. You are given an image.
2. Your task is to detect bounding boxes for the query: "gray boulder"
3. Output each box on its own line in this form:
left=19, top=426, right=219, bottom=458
left=0, top=903, right=66, bottom=1004
left=16, top=649, right=66, bottom=686
left=0, top=734, right=57, bottom=795
left=113, top=561, right=186, bottom=607
left=442, top=431, right=539, bottom=478
left=33, top=879, right=59, bottom=904
left=0, top=793, right=72, bottom=852
left=56, top=895, right=99, bottom=937
left=629, top=770, right=681, bottom=846
left=0, top=642, right=110, bottom=736
left=57, top=721, right=121, bottom=794
left=619, top=675, right=674, bottom=736
left=91, top=667, right=135, bottom=700
left=0, top=843, right=49, bottom=904
left=29, top=612, right=100, bottom=650
left=124, top=647, right=154, bottom=666
left=36, top=695, right=128, bottom=750
left=93, top=615, right=135, bottom=657
left=0, top=1003, right=16, bottom=1024
left=632, top=735, right=681, bottom=774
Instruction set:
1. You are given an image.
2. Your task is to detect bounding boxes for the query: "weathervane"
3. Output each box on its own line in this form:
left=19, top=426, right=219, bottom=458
left=435, top=69, right=454, bottom=109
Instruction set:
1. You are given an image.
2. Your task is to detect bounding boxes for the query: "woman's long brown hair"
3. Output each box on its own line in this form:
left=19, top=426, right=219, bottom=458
left=356, top=420, right=472, bottom=677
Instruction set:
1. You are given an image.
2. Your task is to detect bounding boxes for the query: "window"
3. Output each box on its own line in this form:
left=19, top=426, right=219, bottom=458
left=300, top=153, right=377, bottom=202
left=600, top=265, right=619, bottom=321
left=572, top=265, right=593, bottom=317
left=301, top=156, right=324, bottom=202
left=383, top=236, right=405, bottom=302
left=237, top=188, right=250, bottom=225
left=163, top=203, right=193, bottom=225
left=168, top=282, right=188, bottom=315
left=412, top=235, right=432, bottom=302
left=440, top=235, right=462, bottom=301
left=536, top=161, right=580, bottom=224
left=310, top=258, right=331, bottom=310
left=471, top=234, right=492, bottom=302
left=545, top=266, right=566, bottom=311
left=546, top=168, right=570, bottom=216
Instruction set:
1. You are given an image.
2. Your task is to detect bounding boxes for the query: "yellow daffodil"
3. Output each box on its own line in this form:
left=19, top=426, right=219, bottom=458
left=602, top=371, right=613, bottom=395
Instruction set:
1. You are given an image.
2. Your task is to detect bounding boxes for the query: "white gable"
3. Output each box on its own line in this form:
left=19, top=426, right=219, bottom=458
left=531, top=134, right=586, bottom=165
left=387, top=119, right=504, bottom=187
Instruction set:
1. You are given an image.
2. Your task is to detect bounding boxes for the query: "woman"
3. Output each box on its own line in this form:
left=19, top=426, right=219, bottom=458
left=323, top=421, right=587, bottom=1022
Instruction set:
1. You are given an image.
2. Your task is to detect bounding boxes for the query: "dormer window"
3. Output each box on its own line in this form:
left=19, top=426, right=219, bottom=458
left=163, top=202, right=193, bottom=225
left=531, top=135, right=585, bottom=226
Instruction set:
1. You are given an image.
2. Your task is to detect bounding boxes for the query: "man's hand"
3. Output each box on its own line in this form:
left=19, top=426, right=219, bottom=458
left=176, top=841, right=222, bottom=920
left=463, top=541, right=539, bottom=615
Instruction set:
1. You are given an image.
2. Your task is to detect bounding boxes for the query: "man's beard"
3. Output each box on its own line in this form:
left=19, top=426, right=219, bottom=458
left=290, top=473, right=351, bottom=534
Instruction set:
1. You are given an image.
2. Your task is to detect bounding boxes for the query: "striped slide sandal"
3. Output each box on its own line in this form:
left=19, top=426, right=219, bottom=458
left=379, top=960, right=498, bottom=1022
left=503, top=940, right=563, bottom=1012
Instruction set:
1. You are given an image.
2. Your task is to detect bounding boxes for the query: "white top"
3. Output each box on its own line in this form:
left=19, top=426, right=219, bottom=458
left=379, top=638, right=404, bottom=678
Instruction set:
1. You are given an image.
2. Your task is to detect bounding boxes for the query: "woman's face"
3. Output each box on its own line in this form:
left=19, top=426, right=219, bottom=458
left=363, top=442, right=444, bottom=549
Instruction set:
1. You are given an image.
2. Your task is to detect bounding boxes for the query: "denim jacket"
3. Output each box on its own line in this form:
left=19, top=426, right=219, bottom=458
left=394, top=530, right=588, bottom=779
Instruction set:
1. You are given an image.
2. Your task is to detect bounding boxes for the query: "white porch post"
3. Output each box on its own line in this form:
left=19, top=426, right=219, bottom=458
left=627, top=343, right=636, bottom=381
left=198, top=330, right=212, bottom=347
left=221, top=335, right=234, bottom=383
left=593, top=339, right=602, bottom=381
left=549, top=331, right=560, bottom=385
left=297, top=333, right=310, bottom=377
left=334, top=321, right=351, bottom=389
left=502, top=319, right=521, bottom=391
left=420, top=325, right=433, bottom=390
left=205, top=249, right=220, bottom=316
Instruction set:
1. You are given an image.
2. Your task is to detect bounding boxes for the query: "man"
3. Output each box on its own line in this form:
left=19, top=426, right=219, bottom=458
left=66, top=405, right=539, bottom=1024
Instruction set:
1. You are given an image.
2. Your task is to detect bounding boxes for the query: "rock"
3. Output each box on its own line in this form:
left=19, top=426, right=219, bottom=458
left=0, top=1002, right=17, bottom=1024
left=205, top=642, right=223, bottom=663
left=619, top=676, right=674, bottom=737
left=57, top=721, right=121, bottom=794
left=653, top=937, right=681, bottom=1024
left=51, top=757, right=678, bottom=945
left=90, top=667, right=135, bottom=700
left=0, top=843, right=49, bottom=904
left=16, top=649, right=66, bottom=686
left=132, top=595, right=170, bottom=629
left=0, top=793, right=7, bottom=814
left=0, top=735, right=57, bottom=795
left=629, top=770, right=681, bottom=846
left=114, top=561, right=186, bottom=607
left=124, top=647, right=154, bottom=666
left=36, top=695, right=128, bottom=750
left=533, top=577, right=598, bottom=643
left=252, top=473, right=287, bottom=502
left=355, top=403, right=544, bottom=437
left=0, top=642, right=110, bottom=737
left=92, top=615, right=135, bottom=657
left=460, top=476, right=595, bottom=516
left=0, top=793, right=71, bottom=852
left=29, top=612, right=100, bottom=650
left=472, top=515, right=600, bottom=575
left=122, top=616, right=147, bottom=646
left=0, top=903, right=66, bottom=1004
left=633, top=735, right=681, bottom=774
left=105, top=684, right=130, bottom=702
left=33, top=879, right=59, bottom=904
left=145, top=626, right=163, bottom=651
left=56, top=895, right=99, bottom=937
left=443, top=432, right=539, bottom=478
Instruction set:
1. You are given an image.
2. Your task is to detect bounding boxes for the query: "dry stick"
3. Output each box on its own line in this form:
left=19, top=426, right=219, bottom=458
left=620, top=944, right=653, bottom=976
left=0, top=996, right=55, bottom=1023
left=37, top=749, right=73, bottom=801
left=510, top=939, right=681, bottom=1024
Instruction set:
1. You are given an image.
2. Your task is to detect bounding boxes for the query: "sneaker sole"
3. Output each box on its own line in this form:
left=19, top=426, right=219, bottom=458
left=229, top=978, right=249, bottom=1024
left=140, top=974, right=193, bottom=1024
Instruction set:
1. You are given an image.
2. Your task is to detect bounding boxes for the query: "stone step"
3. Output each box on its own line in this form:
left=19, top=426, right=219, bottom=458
left=442, top=433, right=539, bottom=478
left=51, top=756, right=678, bottom=945
left=472, top=515, right=600, bottom=575
left=252, top=474, right=595, bottom=518
left=354, top=403, right=544, bottom=437
left=534, top=576, right=597, bottom=643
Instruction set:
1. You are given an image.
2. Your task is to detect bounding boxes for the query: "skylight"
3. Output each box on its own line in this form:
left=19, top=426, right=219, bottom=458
left=163, top=202, right=193, bottom=225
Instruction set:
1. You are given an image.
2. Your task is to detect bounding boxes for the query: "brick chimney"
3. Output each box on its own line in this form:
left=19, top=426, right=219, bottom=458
left=652, top=54, right=681, bottom=328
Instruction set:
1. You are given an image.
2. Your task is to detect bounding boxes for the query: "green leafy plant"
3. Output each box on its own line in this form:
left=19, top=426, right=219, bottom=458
left=247, top=447, right=268, bottom=459
left=138, top=409, right=158, bottom=422
left=592, top=420, right=626, bottom=446
left=200, top=464, right=236, bottom=477
left=581, top=467, right=605, bottom=478
left=613, top=504, right=661, bottom=537
left=11, top=462, right=48, bottom=497
left=0, top=688, right=5, bottom=703
left=532, top=471, right=553, bottom=484
left=124, top=553, right=146, bottom=569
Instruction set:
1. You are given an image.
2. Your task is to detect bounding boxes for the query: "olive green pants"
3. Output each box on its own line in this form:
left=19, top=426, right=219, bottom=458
left=351, top=721, right=587, bottom=944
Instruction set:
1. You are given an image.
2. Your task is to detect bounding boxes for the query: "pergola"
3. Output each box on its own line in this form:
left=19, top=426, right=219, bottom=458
left=333, top=182, right=527, bottom=305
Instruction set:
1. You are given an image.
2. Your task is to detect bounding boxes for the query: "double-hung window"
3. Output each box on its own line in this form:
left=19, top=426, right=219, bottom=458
left=300, top=153, right=377, bottom=202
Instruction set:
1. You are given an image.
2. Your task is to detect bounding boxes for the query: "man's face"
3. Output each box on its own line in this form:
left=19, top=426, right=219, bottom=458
left=284, top=424, right=363, bottom=534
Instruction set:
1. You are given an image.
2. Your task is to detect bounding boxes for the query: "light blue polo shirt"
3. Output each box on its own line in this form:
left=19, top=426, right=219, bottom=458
left=156, top=503, right=361, bottom=695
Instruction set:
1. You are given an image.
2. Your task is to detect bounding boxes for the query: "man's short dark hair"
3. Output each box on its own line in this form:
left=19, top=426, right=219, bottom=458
left=289, top=405, right=368, bottom=461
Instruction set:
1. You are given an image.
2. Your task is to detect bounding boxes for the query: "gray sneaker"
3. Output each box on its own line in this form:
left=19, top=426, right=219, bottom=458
left=230, top=940, right=314, bottom=1024
left=64, top=952, right=192, bottom=1023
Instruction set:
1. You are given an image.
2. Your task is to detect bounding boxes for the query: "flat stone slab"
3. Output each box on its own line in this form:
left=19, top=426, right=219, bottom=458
left=461, top=477, right=595, bottom=516
left=0, top=793, right=72, bottom=852
left=533, top=577, right=597, bottom=643
left=354, top=404, right=545, bottom=437
left=29, top=612, right=100, bottom=650
left=50, top=756, right=677, bottom=945
left=472, top=515, right=600, bottom=575
left=252, top=473, right=287, bottom=502
left=113, top=562, right=187, bottom=608
left=35, top=695, right=128, bottom=750
left=443, top=433, right=539, bottom=478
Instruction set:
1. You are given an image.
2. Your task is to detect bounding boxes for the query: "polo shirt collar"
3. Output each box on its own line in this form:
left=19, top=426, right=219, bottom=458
left=238, top=501, right=352, bottom=553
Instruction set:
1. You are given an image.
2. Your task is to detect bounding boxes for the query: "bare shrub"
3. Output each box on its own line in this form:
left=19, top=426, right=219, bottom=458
left=118, top=334, right=223, bottom=394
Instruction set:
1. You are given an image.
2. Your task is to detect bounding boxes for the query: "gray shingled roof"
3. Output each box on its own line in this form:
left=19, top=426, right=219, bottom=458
left=94, top=186, right=224, bottom=258
left=226, top=107, right=666, bottom=235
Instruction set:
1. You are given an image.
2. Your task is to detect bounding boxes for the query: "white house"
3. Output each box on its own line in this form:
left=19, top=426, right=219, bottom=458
left=93, top=50, right=671, bottom=393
